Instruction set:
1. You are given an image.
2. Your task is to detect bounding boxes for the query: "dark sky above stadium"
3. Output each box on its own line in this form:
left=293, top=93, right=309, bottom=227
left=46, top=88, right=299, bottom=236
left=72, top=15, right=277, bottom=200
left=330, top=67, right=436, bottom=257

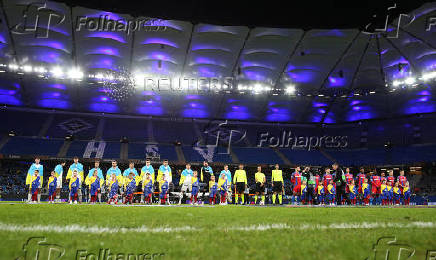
left=52, top=0, right=430, bottom=29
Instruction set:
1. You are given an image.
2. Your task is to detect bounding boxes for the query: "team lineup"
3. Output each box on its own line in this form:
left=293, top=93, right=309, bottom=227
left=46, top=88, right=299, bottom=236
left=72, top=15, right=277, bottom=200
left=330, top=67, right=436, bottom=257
left=26, top=157, right=412, bottom=206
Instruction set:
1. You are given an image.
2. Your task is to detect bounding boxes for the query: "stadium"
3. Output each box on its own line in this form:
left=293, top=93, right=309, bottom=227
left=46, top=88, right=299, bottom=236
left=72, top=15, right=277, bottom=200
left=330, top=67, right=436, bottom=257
left=0, top=0, right=436, bottom=259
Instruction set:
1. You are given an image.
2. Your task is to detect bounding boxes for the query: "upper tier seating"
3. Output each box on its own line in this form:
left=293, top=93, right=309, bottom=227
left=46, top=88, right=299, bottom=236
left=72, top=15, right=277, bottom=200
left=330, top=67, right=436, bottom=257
left=1, top=137, right=63, bottom=157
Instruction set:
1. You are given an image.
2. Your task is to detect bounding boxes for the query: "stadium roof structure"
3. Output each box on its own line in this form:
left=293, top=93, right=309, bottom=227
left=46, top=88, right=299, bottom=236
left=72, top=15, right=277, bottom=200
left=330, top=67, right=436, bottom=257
left=0, top=0, right=435, bottom=124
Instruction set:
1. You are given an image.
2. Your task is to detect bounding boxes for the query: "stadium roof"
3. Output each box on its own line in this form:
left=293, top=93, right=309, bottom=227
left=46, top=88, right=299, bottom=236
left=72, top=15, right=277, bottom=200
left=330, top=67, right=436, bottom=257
left=0, top=0, right=435, bottom=123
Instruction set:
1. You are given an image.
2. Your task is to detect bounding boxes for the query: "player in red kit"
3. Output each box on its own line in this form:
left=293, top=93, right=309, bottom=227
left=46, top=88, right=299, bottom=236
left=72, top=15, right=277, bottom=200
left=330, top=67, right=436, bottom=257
left=380, top=172, right=386, bottom=183
left=291, top=166, right=302, bottom=204
left=371, top=172, right=381, bottom=205
left=397, top=170, right=407, bottom=193
left=397, top=170, right=407, bottom=203
left=344, top=168, right=354, bottom=193
left=387, top=170, right=395, bottom=186
left=323, top=168, right=333, bottom=190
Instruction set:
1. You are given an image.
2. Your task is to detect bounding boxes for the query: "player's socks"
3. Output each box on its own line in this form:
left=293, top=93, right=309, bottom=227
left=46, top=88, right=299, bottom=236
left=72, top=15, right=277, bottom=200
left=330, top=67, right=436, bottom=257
left=235, top=194, right=239, bottom=204
left=241, top=195, right=245, bottom=204
left=254, top=196, right=258, bottom=204
left=278, top=194, right=282, bottom=204
left=262, top=195, right=265, bottom=203
left=37, top=193, right=41, bottom=203
left=272, top=194, right=276, bottom=204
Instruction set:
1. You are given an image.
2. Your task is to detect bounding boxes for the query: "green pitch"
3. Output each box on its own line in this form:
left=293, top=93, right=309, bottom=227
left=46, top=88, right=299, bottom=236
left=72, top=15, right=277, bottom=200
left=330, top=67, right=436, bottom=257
left=0, top=203, right=435, bottom=260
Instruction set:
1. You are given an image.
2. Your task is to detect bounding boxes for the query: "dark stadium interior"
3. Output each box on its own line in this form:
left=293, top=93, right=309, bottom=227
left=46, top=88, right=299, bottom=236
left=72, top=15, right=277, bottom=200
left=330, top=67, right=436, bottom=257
left=1, top=1, right=436, bottom=259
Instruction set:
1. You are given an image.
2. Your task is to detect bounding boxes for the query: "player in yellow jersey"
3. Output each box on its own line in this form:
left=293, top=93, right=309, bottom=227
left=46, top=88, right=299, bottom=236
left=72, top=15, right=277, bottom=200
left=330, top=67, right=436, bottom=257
left=271, top=164, right=284, bottom=205
left=254, top=166, right=266, bottom=205
left=233, top=164, right=247, bottom=205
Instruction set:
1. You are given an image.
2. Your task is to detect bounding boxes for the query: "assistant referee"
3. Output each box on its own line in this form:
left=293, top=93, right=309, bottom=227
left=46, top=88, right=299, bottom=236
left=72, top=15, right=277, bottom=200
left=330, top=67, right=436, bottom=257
left=233, top=164, right=247, bottom=205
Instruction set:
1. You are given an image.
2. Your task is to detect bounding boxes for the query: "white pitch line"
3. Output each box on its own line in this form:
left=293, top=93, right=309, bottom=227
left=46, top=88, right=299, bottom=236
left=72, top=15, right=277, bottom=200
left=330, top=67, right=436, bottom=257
left=0, top=222, right=435, bottom=234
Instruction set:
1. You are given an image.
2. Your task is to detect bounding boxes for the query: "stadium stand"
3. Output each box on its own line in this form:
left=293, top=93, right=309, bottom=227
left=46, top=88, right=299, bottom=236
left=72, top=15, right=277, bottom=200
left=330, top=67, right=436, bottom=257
left=181, top=146, right=233, bottom=163
left=324, top=148, right=388, bottom=166
left=279, top=149, right=332, bottom=166
left=153, top=120, right=200, bottom=145
left=46, top=113, right=99, bottom=140
left=0, top=137, right=63, bottom=157
left=156, top=144, right=179, bottom=162
left=390, top=145, right=436, bottom=165
left=0, top=110, right=47, bottom=137
left=66, top=141, right=89, bottom=158
left=101, top=142, right=121, bottom=159
left=232, top=147, right=284, bottom=164
left=102, top=118, right=149, bottom=142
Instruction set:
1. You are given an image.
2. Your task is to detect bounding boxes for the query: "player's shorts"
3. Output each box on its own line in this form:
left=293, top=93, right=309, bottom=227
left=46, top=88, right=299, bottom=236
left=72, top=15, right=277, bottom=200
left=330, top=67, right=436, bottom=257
left=56, top=175, right=62, bottom=188
left=181, top=182, right=192, bottom=193
left=293, top=184, right=301, bottom=194
left=236, top=182, right=245, bottom=193
left=272, top=181, right=283, bottom=192
left=255, top=182, right=264, bottom=193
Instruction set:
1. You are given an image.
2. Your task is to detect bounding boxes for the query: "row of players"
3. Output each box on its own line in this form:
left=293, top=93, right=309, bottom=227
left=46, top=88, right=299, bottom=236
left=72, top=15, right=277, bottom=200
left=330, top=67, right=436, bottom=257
left=25, top=157, right=411, bottom=205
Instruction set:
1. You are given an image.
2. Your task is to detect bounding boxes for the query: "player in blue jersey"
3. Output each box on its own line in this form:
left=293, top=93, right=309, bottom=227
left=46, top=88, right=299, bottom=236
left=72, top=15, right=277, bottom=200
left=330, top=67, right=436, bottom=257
left=218, top=173, right=228, bottom=205
left=86, top=160, right=104, bottom=202
left=88, top=170, right=103, bottom=204
left=106, top=160, right=123, bottom=188
left=327, top=180, right=336, bottom=205
left=159, top=174, right=170, bottom=205
left=26, top=157, right=43, bottom=203
left=140, top=159, right=155, bottom=203
left=67, top=157, right=84, bottom=202
left=124, top=172, right=140, bottom=204
left=107, top=173, right=120, bottom=204
left=220, top=165, right=232, bottom=204
left=209, top=175, right=218, bottom=205
left=142, top=173, right=154, bottom=204
left=29, top=170, right=41, bottom=203
left=123, top=162, right=138, bottom=185
left=69, top=170, right=80, bottom=204
left=179, top=163, right=194, bottom=205
left=190, top=171, right=200, bottom=205
left=47, top=171, right=57, bottom=204
left=157, top=160, right=172, bottom=205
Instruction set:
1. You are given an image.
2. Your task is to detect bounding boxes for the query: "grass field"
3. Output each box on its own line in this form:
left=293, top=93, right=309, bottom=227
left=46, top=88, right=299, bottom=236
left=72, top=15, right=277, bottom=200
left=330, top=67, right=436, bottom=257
left=1, top=203, right=435, bottom=260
